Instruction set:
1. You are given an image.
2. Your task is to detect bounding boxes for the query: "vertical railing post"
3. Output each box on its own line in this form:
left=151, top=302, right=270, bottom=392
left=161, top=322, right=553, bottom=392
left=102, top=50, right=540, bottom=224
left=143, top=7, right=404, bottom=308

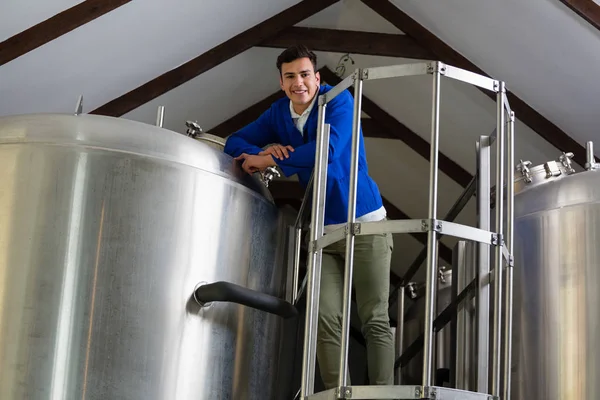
left=422, top=61, right=442, bottom=387
left=475, top=135, right=491, bottom=393
left=338, top=69, right=363, bottom=388
left=502, top=111, right=515, bottom=400
left=300, top=98, right=331, bottom=397
left=492, top=81, right=506, bottom=397
left=395, top=286, right=406, bottom=384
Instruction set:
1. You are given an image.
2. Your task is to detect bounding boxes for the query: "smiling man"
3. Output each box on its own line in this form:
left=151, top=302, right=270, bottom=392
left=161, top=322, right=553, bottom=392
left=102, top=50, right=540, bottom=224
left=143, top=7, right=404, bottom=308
left=223, top=45, right=394, bottom=389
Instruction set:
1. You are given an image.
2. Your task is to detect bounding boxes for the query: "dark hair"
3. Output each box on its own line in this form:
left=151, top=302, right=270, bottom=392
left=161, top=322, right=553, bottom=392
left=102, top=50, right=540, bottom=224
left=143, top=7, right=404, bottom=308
left=276, top=45, right=317, bottom=74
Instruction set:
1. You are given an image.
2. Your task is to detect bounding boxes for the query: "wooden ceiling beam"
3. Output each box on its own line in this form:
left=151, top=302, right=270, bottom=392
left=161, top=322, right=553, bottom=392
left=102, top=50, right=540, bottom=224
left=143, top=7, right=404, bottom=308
left=360, top=0, right=589, bottom=167
left=257, top=26, right=434, bottom=59
left=558, top=0, right=600, bottom=31
left=320, top=67, right=472, bottom=188
left=0, top=0, right=132, bottom=67
left=91, top=0, right=340, bottom=117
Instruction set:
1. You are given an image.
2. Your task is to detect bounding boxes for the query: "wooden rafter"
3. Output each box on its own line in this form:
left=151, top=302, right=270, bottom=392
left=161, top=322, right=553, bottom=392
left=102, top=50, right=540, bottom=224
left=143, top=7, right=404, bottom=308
left=257, top=27, right=434, bottom=59
left=91, top=0, right=340, bottom=117
left=360, top=0, right=589, bottom=167
left=0, top=0, right=131, bottom=67
left=559, top=0, right=600, bottom=31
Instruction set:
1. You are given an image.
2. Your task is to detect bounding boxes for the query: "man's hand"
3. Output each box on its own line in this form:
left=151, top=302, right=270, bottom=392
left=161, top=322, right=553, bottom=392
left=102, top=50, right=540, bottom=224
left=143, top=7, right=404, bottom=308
left=259, top=144, right=294, bottom=160
left=234, top=153, right=277, bottom=175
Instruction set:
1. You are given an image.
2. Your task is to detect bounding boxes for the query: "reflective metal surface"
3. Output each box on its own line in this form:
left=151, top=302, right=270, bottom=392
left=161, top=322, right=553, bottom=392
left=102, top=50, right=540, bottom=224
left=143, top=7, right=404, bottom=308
left=512, top=161, right=600, bottom=400
left=402, top=268, right=453, bottom=386
left=0, top=114, right=289, bottom=400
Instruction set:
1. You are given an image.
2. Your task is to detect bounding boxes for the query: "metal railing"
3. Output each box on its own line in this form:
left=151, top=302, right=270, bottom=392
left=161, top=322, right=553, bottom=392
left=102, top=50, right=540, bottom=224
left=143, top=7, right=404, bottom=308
left=297, top=60, right=515, bottom=400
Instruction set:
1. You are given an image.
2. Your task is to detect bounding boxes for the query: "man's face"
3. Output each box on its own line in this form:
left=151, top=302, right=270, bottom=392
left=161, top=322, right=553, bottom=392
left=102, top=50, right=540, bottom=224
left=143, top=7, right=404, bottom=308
left=279, top=57, right=320, bottom=112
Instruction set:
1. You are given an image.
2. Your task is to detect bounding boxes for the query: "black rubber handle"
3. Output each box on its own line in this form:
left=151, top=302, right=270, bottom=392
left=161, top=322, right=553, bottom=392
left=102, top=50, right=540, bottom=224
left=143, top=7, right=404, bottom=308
left=193, top=281, right=298, bottom=319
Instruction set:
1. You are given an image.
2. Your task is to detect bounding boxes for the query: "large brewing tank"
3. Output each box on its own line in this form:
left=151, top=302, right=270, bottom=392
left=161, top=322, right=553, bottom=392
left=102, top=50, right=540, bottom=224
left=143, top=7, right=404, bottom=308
left=0, top=113, right=295, bottom=400
left=511, top=149, right=600, bottom=400
left=401, top=267, right=453, bottom=386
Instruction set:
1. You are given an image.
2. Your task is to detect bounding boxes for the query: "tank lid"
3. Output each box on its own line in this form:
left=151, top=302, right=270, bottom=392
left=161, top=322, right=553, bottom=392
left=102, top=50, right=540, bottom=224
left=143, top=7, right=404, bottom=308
left=514, top=151, right=576, bottom=195
left=0, top=113, right=274, bottom=202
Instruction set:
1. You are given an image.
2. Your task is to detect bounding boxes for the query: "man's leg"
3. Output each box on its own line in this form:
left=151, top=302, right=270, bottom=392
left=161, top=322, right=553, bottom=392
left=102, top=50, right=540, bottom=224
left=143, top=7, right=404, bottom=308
left=353, top=232, right=395, bottom=385
left=316, top=248, right=349, bottom=389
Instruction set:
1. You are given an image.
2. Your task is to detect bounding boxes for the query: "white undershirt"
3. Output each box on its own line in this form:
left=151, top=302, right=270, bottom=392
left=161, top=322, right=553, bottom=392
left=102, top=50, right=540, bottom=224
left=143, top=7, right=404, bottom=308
left=289, top=93, right=387, bottom=232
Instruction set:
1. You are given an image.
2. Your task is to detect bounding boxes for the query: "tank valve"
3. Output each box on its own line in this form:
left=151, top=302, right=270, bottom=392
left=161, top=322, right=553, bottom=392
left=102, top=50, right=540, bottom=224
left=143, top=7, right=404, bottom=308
left=260, top=166, right=280, bottom=188
left=559, top=152, right=576, bottom=174
left=185, top=121, right=203, bottom=138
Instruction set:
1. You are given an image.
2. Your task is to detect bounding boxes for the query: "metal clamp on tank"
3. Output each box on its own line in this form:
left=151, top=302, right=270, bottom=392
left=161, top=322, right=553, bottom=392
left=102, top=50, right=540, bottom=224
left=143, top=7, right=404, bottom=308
left=185, top=120, right=203, bottom=138
left=260, top=166, right=281, bottom=188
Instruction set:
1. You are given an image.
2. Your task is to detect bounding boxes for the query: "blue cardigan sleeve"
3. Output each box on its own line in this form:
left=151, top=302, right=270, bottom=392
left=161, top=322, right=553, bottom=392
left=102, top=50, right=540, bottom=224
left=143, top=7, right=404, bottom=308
left=223, top=106, right=278, bottom=157
left=275, top=90, right=354, bottom=177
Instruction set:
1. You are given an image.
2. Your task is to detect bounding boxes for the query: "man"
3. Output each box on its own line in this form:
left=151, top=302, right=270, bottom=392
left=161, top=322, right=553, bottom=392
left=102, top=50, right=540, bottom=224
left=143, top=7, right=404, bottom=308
left=223, top=45, right=394, bottom=388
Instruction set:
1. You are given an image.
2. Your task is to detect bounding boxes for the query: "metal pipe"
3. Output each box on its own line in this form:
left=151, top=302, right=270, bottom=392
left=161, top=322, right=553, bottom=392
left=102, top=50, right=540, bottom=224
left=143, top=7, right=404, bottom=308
left=422, top=63, right=441, bottom=387
left=502, top=111, right=515, bottom=400
left=74, top=95, right=84, bottom=116
left=156, top=106, right=165, bottom=127
left=395, top=286, right=406, bottom=384
left=292, top=174, right=314, bottom=304
left=586, top=141, right=596, bottom=170
left=300, top=103, right=330, bottom=397
left=338, top=70, right=363, bottom=388
left=492, top=81, right=506, bottom=397
left=292, top=227, right=302, bottom=304
left=475, top=135, right=491, bottom=393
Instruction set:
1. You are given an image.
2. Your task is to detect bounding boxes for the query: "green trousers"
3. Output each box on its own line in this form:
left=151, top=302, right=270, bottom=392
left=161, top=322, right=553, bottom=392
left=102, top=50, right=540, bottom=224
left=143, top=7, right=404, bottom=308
left=316, top=232, right=395, bottom=389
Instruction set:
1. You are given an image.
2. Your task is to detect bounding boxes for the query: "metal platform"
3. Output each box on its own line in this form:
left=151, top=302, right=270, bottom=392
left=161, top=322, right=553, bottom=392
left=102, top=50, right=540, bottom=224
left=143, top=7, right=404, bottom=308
left=306, top=385, right=497, bottom=400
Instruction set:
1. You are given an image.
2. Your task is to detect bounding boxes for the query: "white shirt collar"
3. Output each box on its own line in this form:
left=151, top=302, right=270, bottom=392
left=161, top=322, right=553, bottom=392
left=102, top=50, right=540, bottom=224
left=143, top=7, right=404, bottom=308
left=289, top=87, right=319, bottom=119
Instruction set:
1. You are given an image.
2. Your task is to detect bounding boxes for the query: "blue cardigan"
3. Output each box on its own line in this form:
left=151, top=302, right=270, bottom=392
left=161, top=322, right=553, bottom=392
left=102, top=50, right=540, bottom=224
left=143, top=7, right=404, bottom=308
left=223, top=84, right=384, bottom=226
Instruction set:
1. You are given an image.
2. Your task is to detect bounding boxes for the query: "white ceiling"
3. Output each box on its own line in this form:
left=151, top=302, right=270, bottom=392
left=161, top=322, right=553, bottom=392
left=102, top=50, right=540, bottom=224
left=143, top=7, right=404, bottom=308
left=0, top=0, right=83, bottom=41
left=394, top=0, right=600, bottom=153
left=0, top=0, right=299, bottom=116
left=1, top=0, right=598, bottom=281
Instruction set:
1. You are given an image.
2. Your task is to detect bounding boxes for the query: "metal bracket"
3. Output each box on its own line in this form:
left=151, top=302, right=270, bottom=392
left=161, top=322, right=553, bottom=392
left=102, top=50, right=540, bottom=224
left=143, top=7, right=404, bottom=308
left=308, top=240, right=317, bottom=254
left=414, top=387, right=422, bottom=398
left=492, top=80, right=504, bottom=93
left=350, top=223, right=361, bottom=235
left=509, top=255, right=514, bottom=267
left=361, top=69, right=369, bottom=80
left=427, top=61, right=446, bottom=75
left=421, top=219, right=442, bottom=232
left=424, top=387, right=437, bottom=399
left=491, top=233, right=503, bottom=246
left=335, top=386, right=352, bottom=399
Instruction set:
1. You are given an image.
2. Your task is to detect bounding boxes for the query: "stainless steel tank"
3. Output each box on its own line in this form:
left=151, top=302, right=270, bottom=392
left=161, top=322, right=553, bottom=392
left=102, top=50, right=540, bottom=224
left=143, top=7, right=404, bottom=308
left=0, top=113, right=295, bottom=400
left=401, top=267, right=453, bottom=386
left=511, top=148, right=600, bottom=400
